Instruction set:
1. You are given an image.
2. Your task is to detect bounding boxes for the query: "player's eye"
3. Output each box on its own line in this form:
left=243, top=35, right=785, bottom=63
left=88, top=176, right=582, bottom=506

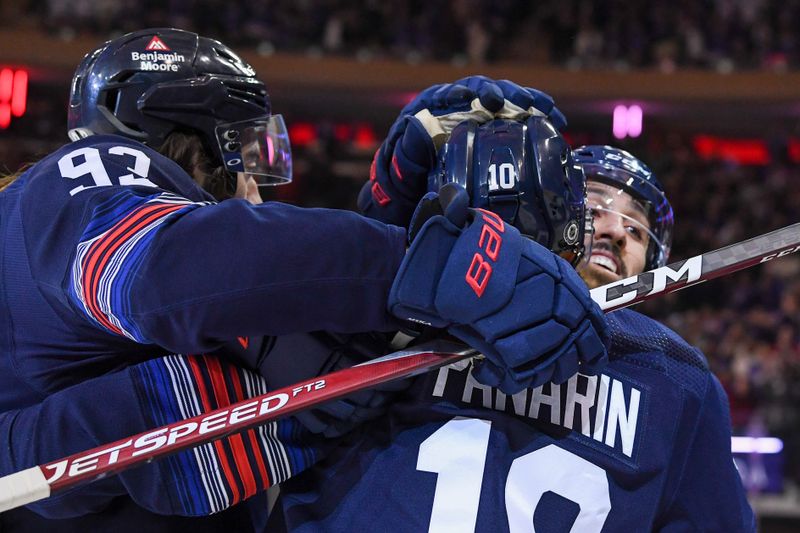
left=626, top=224, right=644, bottom=242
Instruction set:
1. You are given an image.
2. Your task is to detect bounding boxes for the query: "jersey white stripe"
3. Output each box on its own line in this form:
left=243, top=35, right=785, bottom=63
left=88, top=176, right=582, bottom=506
left=244, top=370, right=286, bottom=482
left=172, top=356, right=232, bottom=512
left=163, top=356, right=229, bottom=512
left=241, top=371, right=274, bottom=478
left=247, top=372, right=292, bottom=482
left=161, top=356, right=221, bottom=513
left=71, top=193, right=204, bottom=341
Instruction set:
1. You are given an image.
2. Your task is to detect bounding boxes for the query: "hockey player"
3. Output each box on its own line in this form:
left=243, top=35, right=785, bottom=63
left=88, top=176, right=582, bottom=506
left=267, top=109, right=755, bottom=529
left=574, top=145, right=673, bottom=290
left=0, top=27, right=606, bottom=400
left=0, top=32, right=608, bottom=529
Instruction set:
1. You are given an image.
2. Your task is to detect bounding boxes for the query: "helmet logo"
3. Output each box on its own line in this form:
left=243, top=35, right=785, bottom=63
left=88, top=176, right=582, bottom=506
left=131, top=49, right=186, bottom=72
left=133, top=36, right=183, bottom=72
left=564, top=221, right=580, bottom=245
left=145, top=36, right=171, bottom=51
left=604, top=150, right=650, bottom=177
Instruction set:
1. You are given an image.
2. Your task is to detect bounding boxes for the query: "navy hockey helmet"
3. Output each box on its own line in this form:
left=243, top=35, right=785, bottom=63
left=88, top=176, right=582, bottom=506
left=573, top=145, right=673, bottom=270
left=68, top=28, right=291, bottom=189
left=431, top=117, right=589, bottom=267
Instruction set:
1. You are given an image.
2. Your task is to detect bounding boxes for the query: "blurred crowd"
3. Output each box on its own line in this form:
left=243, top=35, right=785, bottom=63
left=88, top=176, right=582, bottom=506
left=7, top=0, right=800, bottom=71
left=638, top=139, right=800, bottom=488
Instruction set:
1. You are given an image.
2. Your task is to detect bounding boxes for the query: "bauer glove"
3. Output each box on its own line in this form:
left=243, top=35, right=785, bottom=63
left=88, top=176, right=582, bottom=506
left=389, top=183, right=609, bottom=394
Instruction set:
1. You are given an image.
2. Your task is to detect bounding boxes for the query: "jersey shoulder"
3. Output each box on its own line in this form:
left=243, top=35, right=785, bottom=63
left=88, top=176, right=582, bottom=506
left=6, top=135, right=213, bottom=312
left=607, top=308, right=709, bottom=398
left=18, top=134, right=211, bottom=202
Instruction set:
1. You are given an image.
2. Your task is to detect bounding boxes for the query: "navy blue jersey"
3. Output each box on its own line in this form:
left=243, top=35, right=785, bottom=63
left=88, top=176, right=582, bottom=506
left=0, top=350, right=331, bottom=531
left=271, top=310, right=755, bottom=532
left=0, top=135, right=405, bottom=404
left=0, top=330, right=390, bottom=530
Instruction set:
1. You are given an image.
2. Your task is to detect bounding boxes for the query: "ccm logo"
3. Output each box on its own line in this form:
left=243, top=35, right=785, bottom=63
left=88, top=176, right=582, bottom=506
left=760, top=244, right=800, bottom=263
left=466, top=209, right=505, bottom=297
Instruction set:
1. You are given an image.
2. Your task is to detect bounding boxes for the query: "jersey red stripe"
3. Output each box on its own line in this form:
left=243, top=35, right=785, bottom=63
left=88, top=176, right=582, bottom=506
left=81, top=202, right=186, bottom=333
left=204, top=355, right=258, bottom=501
left=81, top=203, right=173, bottom=331
left=84, top=203, right=184, bottom=309
left=246, top=428, right=271, bottom=489
left=82, top=203, right=168, bottom=319
left=230, top=366, right=270, bottom=490
left=187, top=354, right=241, bottom=505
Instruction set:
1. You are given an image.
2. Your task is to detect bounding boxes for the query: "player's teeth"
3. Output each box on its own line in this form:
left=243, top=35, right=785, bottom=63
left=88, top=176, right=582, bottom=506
left=590, top=255, right=618, bottom=274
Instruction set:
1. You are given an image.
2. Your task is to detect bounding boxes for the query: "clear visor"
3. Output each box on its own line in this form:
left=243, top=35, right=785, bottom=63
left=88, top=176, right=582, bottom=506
left=585, top=182, right=669, bottom=262
left=216, top=115, right=292, bottom=187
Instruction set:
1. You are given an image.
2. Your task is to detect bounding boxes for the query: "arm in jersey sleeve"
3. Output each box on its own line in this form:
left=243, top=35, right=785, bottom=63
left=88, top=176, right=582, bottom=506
left=655, top=374, right=756, bottom=532
left=76, top=196, right=405, bottom=353
left=0, top=353, right=324, bottom=519
left=22, top=138, right=405, bottom=353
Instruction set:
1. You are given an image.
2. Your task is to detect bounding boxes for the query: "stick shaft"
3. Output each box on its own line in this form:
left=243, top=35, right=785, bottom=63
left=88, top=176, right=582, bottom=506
left=591, top=222, right=800, bottom=312
left=0, top=341, right=473, bottom=513
left=3, top=222, right=800, bottom=510
left=37, top=341, right=475, bottom=497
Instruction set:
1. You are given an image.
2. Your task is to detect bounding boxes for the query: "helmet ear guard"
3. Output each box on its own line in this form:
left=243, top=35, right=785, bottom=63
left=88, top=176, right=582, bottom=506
left=431, top=117, right=589, bottom=267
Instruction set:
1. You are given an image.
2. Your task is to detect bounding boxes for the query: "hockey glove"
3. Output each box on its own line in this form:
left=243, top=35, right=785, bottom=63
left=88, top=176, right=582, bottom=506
left=253, top=332, right=409, bottom=438
left=389, top=183, right=609, bottom=394
left=358, top=75, right=567, bottom=227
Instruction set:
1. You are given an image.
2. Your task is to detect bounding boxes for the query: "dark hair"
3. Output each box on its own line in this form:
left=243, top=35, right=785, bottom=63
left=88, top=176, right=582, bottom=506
left=156, top=131, right=236, bottom=200
left=0, top=175, right=15, bottom=191
left=0, top=163, right=31, bottom=192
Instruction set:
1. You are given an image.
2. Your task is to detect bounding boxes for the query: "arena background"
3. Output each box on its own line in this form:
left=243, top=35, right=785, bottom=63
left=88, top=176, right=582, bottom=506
left=1, top=1, right=800, bottom=530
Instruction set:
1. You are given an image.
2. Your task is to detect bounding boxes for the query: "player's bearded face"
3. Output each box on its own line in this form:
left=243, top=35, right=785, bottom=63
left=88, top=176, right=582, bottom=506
left=580, top=182, right=650, bottom=289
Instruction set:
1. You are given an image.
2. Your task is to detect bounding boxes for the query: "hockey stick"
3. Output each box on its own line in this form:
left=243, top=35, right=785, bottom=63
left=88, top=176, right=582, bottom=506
left=590, top=222, right=800, bottom=311
left=0, top=339, right=478, bottom=512
left=2, top=221, right=800, bottom=511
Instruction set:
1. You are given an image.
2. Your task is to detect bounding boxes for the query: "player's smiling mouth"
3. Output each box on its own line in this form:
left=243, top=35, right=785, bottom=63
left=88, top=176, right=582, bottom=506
left=589, top=252, right=619, bottom=274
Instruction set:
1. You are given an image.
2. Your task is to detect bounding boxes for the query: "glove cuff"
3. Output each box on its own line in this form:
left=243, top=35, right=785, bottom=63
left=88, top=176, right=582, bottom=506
left=388, top=215, right=461, bottom=327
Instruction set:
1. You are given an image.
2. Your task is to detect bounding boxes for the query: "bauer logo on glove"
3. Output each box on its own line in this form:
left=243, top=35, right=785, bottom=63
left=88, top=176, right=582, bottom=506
left=465, top=209, right=505, bottom=297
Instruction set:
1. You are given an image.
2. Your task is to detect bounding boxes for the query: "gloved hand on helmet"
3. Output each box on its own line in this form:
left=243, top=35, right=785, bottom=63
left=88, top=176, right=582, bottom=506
left=358, top=75, right=566, bottom=227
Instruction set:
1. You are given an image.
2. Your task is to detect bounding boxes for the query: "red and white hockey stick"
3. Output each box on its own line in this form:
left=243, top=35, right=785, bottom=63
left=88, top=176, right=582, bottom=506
left=0, top=339, right=477, bottom=512
left=2, top=221, right=800, bottom=512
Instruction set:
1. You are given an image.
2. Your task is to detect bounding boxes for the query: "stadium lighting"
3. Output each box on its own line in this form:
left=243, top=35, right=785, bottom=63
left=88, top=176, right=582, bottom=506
left=731, top=436, right=784, bottom=454
left=11, top=70, right=27, bottom=117
left=0, top=68, right=28, bottom=129
left=612, top=104, right=643, bottom=139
